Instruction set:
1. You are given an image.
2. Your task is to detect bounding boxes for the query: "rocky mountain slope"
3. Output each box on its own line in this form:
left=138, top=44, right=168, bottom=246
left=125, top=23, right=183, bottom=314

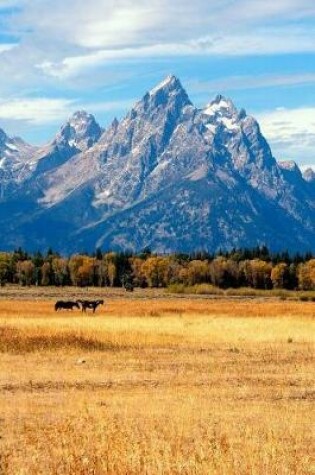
left=0, top=128, right=38, bottom=198
left=0, top=75, right=314, bottom=253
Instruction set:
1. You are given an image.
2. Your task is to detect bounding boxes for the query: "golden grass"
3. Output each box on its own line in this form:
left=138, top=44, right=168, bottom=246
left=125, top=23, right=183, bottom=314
left=1, top=296, right=315, bottom=318
left=0, top=296, right=314, bottom=474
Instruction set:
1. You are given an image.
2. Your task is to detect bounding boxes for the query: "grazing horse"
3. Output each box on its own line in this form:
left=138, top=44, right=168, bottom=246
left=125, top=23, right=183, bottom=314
left=55, top=300, right=80, bottom=311
left=77, top=299, right=104, bottom=313
left=124, top=283, right=134, bottom=292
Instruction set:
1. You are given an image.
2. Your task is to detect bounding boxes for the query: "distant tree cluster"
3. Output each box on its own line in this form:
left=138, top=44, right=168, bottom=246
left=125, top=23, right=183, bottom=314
left=0, top=246, right=314, bottom=290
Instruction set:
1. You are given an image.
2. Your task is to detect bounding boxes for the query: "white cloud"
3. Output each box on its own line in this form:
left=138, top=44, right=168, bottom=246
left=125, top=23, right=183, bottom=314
left=0, top=43, right=17, bottom=53
left=300, top=164, right=315, bottom=172
left=222, top=0, right=315, bottom=23
left=0, top=0, right=314, bottom=91
left=0, top=97, right=76, bottom=124
left=189, top=73, right=315, bottom=94
left=1, top=0, right=315, bottom=159
left=257, top=107, right=315, bottom=164
left=0, top=96, right=134, bottom=125
left=18, top=0, right=315, bottom=50
left=71, top=4, right=163, bottom=49
left=9, top=1, right=315, bottom=59
left=37, top=28, right=315, bottom=80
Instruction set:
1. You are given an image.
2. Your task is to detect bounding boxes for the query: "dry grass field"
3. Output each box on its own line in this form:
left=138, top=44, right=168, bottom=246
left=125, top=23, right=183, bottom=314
left=0, top=288, right=314, bottom=474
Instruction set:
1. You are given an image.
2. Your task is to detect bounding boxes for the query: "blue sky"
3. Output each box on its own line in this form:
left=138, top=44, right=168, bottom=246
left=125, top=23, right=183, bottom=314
left=0, top=0, right=315, bottom=168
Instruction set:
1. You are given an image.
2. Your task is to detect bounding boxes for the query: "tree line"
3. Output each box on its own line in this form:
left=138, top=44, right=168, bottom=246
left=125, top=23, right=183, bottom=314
left=0, top=246, right=314, bottom=290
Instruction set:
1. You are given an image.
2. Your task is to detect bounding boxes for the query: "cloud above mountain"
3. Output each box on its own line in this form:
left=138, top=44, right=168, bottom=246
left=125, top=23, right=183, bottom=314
left=2, top=0, right=315, bottom=83
left=0, top=0, right=314, bottom=165
left=258, top=107, right=315, bottom=161
left=0, top=74, right=314, bottom=254
left=12, top=0, right=315, bottom=53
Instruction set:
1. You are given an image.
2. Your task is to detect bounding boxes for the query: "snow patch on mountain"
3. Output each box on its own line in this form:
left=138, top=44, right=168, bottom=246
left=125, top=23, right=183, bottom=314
left=0, top=128, right=38, bottom=196
left=54, top=110, right=102, bottom=151
left=149, top=75, right=179, bottom=96
left=0, top=75, right=314, bottom=253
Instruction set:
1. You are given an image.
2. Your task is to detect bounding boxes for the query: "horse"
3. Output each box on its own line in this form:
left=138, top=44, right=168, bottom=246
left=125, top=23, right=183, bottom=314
left=124, top=283, right=134, bottom=292
left=55, top=300, right=80, bottom=311
left=77, top=299, right=104, bottom=313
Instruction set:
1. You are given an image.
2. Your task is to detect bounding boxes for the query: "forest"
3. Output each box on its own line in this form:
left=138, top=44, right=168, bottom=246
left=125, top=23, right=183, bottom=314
left=0, top=246, right=314, bottom=290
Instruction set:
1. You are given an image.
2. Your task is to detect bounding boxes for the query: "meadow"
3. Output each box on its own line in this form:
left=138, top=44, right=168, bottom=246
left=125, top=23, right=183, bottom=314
left=0, top=287, right=314, bottom=474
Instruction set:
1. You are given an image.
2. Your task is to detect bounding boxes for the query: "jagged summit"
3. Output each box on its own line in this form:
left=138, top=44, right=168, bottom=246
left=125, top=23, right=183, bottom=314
left=210, top=93, right=233, bottom=105
left=0, top=126, right=34, bottom=160
left=69, top=110, right=95, bottom=130
left=123, top=74, right=191, bottom=117
left=70, top=110, right=92, bottom=120
left=111, top=117, right=119, bottom=129
left=278, top=160, right=300, bottom=172
left=0, top=75, right=314, bottom=253
left=278, top=160, right=304, bottom=186
left=204, top=94, right=238, bottom=114
left=201, top=94, right=246, bottom=137
left=54, top=110, right=102, bottom=151
left=149, top=75, right=183, bottom=95
left=303, top=167, right=315, bottom=183
left=0, top=126, right=38, bottom=199
left=134, top=74, right=192, bottom=113
left=25, top=110, right=103, bottom=179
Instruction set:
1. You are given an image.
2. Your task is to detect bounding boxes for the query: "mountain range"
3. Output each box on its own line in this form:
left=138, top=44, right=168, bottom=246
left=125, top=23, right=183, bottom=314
left=0, top=75, right=314, bottom=253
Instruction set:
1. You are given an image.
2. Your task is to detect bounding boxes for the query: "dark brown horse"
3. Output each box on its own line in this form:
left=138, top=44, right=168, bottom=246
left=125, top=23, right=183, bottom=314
left=55, top=300, right=80, bottom=311
left=77, top=299, right=104, bottom=313
left=124, top=283, right=134, bottom=292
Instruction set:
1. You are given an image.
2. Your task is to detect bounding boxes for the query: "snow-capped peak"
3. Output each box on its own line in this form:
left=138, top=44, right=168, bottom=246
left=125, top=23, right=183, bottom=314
left=1, top=75, right=315, bottom=254
left=303, top=167, right=315, bottom=183
left=202, top=95, right=242, bottom=134
left=149, top=75, right=181, bottom=96
left=203, top=94, right=239, bottom=118
left=55, top=110, right=102, bottom=151
left=131, top=74, right=192, bottom=119
left=69, top=110, right=94, bottom=130
left=0, top=127, right=32, bottom=158
left=146, top=75, right=192, bottom=106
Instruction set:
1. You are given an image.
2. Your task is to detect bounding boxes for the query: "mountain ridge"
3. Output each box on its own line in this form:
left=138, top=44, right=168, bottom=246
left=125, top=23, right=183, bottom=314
left=0, top=75, right=314, bottom=253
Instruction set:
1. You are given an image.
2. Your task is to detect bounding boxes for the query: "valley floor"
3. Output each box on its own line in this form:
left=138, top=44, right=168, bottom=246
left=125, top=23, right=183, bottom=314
left=0, top=293, right=314, bottom=474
